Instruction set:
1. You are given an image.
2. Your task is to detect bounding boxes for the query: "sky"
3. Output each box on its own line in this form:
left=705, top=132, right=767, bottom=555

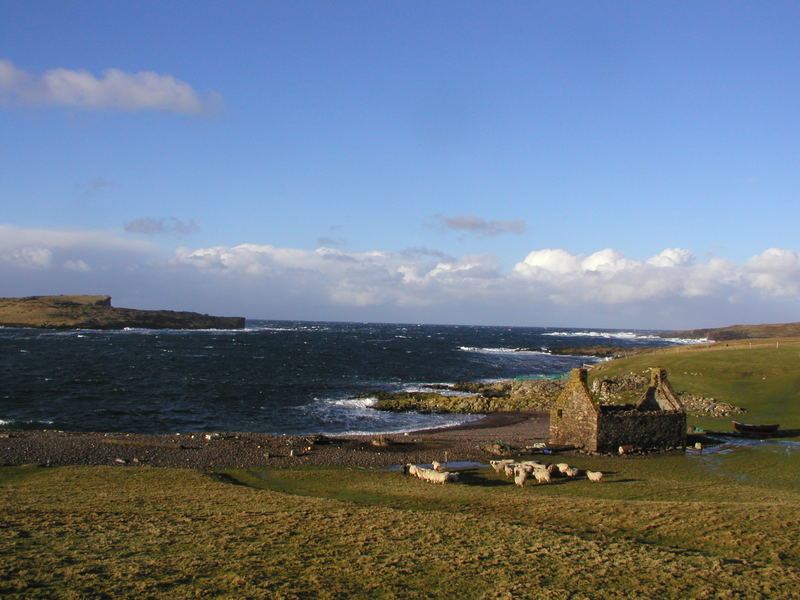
left=2, top=1, right=800, bottom=329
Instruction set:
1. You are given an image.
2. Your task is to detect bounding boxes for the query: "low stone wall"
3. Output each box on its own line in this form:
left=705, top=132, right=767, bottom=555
left=596, top=407, right=686, bottom=453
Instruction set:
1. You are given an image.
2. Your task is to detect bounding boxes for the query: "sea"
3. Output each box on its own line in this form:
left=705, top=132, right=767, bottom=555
left=0, top=321, right=704, bottom=435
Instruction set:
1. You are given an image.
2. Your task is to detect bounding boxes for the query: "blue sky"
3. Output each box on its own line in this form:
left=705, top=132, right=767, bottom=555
left=2, top=2, right=800, bottom=328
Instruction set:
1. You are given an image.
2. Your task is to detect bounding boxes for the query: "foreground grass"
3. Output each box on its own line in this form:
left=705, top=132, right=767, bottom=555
left=2, top=453, right=799, bottom=599
left=3, top=340, right=800, bottom=599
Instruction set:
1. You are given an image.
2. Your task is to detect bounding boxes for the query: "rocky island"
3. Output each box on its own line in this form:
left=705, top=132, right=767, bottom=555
left=0, top=295, right=245, bottom=330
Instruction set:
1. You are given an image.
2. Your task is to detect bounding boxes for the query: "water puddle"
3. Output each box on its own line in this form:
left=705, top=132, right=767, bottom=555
left=687, top=434, right=800, bottom=456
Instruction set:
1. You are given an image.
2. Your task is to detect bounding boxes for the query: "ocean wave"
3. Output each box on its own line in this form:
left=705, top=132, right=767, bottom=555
left=0, top=418, right=54, bottom=427
left=291, top=395, right=482, bottom=436
left=542, top=331, right=707, bottom=344
left=458, top=346, right=548, bottom=354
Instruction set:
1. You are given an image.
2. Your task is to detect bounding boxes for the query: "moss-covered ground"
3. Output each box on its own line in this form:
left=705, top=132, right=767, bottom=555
left=2, top=338, right=800, bottom=599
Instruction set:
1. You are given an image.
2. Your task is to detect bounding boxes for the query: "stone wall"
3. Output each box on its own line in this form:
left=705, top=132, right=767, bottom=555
left=596, top=407, right=686, bottom=453
left=549, top=367, right=687, bottom=453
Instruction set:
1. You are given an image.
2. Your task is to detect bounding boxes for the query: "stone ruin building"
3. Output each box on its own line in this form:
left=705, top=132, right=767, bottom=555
left=549, top=367, right=687, bottom=453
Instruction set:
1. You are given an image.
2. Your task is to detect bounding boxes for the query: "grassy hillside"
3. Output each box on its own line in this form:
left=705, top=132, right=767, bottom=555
left=590, top=337, right=800, bottom=431
left=668, top=321, right=800, bottom=341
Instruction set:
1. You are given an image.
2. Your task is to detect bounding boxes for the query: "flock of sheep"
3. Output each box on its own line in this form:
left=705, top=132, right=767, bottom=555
left=401, top=459, right=603, bottom=486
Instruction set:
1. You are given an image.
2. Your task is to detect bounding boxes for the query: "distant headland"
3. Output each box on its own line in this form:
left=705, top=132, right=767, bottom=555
left=0, top=295, right=245, bottom=330
left=662, top=321, right=800, bottom=341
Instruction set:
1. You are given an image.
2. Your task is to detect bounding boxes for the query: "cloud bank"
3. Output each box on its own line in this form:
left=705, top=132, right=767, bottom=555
left=0, top=59, right=217, bottom=113
left=2, top=223, right=800, bottom=327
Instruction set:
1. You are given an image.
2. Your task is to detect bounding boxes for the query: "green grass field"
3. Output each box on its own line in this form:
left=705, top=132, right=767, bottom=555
left=2, top=339, right=800, bottom=599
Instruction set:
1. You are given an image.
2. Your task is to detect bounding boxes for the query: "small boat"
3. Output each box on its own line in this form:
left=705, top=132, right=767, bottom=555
left=732, top=421, right=780, bottom=435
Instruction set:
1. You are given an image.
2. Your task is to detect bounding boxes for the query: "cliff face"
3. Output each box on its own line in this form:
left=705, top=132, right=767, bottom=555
left=0, top=295, right=245, bottom=330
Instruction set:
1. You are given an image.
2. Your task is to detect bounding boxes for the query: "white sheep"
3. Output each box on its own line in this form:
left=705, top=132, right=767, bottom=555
left=533, top=469, right=551, bottom=484
left=514, top=467, right=529, bottom=487
left=565, top=467, right=579, bottom=478
left=407, top=464, right=459, bottom=484
left=503, top=463, right=517, bottom=478
left=431, top=460, right=446, bottom=472
left=420, top=467, right=459, bottom=484
left=586, top=470, right=603, bottom=482
left=490, top=459, right=514, bottom=473
left=556, top=463, right=570, bottom=474
left=406, top=464, right=422, bottom=478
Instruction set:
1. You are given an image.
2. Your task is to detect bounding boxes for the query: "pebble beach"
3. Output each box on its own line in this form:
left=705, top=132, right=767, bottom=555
left=0, top=412, right=549, bottom=470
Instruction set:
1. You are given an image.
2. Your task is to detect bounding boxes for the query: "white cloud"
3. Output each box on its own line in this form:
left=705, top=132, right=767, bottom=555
left=512, top=248, right=738, bottom=305
left=64, top=259, right=90, bottom=272
left=745, top=248, right=800, bottom=296
left=0, top=224, right=151, bottom=280
left=646, top=248, right=695, bottom=268
left=173, top=244, right=500, bottom=308
left=0, top=59, right=218, bottom=113
left=1, top=246, right=52, bottom=269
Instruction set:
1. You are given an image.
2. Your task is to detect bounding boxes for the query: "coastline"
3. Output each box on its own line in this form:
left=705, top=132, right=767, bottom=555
left=0, top=412, right=549, bottom=470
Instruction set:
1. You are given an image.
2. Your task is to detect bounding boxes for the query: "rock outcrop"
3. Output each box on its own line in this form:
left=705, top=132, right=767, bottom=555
left=363, top=378, right=567, bottom=414
left=0, top=295, right=245, bottom=330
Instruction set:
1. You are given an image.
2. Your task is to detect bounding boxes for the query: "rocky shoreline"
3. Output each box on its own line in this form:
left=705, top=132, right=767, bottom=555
left=366, top=372, right=745, bottom=418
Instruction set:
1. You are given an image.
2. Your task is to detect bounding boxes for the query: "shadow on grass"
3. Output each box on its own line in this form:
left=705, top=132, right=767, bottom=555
left=207, top=472, right=250, bottom=487
left=599, top=478, right=642, bottom=484
left=456, top=470, right=508, bottom=487
left=775, top=429, right=800, bottom=439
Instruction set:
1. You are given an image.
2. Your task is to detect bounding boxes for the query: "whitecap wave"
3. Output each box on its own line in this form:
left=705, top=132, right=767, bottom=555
left=291, top=395, right=482, bottom=436
left=458, top=346, right=548, bottom=354
left=542, top=331, right=707, bottom=344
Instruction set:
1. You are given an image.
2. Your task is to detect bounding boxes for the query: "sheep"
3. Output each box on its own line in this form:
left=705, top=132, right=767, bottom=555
left=419, top=467, right=459, bottom=484
left=533, top=469, right=552, bottom=484
left=406, top=464, right=422, bottom=478
left=514, top=467, right=529, bottom=487
left=431, top=460, right=446, bottom=472
left=490, top=459, right=514, bottom=473
left=405, top=464, right=459, bottom=484
left=503, top=463, right=517, bottom=478
left=565, top=467, right=579, bottom=478
left=586, top=470, right=604, bottom=482
left=556, top=463, right=570, bottom=474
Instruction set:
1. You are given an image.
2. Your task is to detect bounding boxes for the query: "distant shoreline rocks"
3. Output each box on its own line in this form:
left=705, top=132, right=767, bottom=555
left=0, top=295, right=245, bottom=330
left=363, top=372, right=745, bottom=418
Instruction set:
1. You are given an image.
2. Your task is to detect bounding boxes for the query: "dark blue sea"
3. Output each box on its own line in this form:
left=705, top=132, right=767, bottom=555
left=0, top=321, right=703, bottom=435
